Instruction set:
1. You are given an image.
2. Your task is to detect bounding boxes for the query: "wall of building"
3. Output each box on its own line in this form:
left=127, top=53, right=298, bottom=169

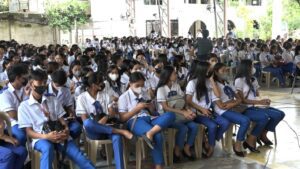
left=0, top=20, right=55, bottom=46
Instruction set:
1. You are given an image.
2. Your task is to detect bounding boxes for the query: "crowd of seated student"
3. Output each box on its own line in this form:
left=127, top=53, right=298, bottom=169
left=0, top=34, right=298, bottom=169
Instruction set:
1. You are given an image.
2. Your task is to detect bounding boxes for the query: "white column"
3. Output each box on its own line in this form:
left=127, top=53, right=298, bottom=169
left=272, top=0, right=282, bottom=38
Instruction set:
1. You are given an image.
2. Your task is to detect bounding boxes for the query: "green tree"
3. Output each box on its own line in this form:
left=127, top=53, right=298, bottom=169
left=0, top=0, right=9, bottom=12
left=258, top=0, right=272, bottom=40
left=45, top=0, right=89, bottom=43
left=236, top=5, right=255, bottom=38
left=282, top=0, right=300, bottom=33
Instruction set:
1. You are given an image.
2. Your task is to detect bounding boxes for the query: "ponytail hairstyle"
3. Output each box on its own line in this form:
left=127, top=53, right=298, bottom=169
left=155, top=66, right=175, bottom=95
left=81, top=71, right=104, bottom=91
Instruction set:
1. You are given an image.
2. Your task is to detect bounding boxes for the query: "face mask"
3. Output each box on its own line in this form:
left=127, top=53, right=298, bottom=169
left=252, top=67, right=256, bottom=75
left=217, top=73, right=229, bottom=81
left=22, top=77, right=28, bottom=86
left=109, top=73, right=119, bottom=81
left=73, top=71, right=81, bottom=77
left=132, top=87, right=142, bottom=95
left=173, top=44, right=178, bottom=48
left=155, top=68, right=162, bottom=74
left=34, top=85, right=47, bottom=95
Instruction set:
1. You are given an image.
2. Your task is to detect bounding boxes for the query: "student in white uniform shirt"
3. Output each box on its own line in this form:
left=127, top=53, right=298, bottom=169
left=74, top=67, right=94, bottom=100
left=235, top=60, right=285, bottom=152
left=120, top=60, right=143, bottom=90
left=294, top=45, right=300, bottom=70
left=156, top=66, right=198, bottom=162
left=55, top=54, right=69, bottom=74
left=185, top=61, right=230, bottom=158
left=76, top=72, right=134, bottom=169
left=18, top=69, right=95, bottom=169
left=148, top=60, right=163, bottom=99
left=210, top=63, right=250, bottom=157
left=48, top=70, right=82, bottom=139
left=0, top=58, right=13, bottom=86
left=105, top=65, right=123, bottom=97
left=281, top=42, right=294, bottom=75
left=0, top=63, right=30, bottom=146
left=118, top=72, right=175, bottom=169
left=68, top=61, right=82, bottom=94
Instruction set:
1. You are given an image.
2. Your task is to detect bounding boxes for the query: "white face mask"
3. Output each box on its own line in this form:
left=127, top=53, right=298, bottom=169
left=109, top=73, right=119, bottom=81
left=73, top=71, right=81, bottom=77
left=252, top=67, right=256, bottom=75
left=132, top=87, right=142, bottom=95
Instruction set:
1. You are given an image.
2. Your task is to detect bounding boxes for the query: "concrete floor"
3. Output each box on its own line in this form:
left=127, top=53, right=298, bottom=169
left=93, top=87, right=300, bottom=169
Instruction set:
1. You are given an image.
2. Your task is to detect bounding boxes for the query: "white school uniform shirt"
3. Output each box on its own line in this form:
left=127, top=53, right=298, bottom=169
left=48, top=83, right=73, bottom=108
left=282, top=50, right=293, bottom=63
left=156, top=82, right=184, bottom=114
left=120, top=73, right=130, bottom=90
left=0, top=83, right=28, bottom=126
left=76, top=91, right=111, bottom=117
left=259, top=52, right=273, bottom=68
left=211, top=81, right=238, bottom=115
left=0, top=70, right=8, bottom=83
left=294, top=55, right=300, bottom=65
left=18, top=94, right=66, bottom=147
left=118, top=88, right=151, bottom=120
left=149, top=74, right=160, bottom=90
left=234, top=77, right=259, bottom=107
left=185, top=79, right=213, bottom=112
left=178, top=67, right=188, bottom=81
left=67, top=55, right=75, bottom=65
left=62, top=65, right=70, bottom=74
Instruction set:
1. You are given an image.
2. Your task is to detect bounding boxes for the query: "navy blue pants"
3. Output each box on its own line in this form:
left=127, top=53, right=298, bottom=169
left=0, top=142, right=27, bottom=169
left=243, top=107, right=269, bottom=137
left=169, top=120, right=198, bottom=149
left=83, top=119, right=123, bottom=169
left=263, top=66, right=285, bottom=85
left=194, top=114, right=230, bottom=146
left=281, top=62, right=294, bottom=74
left=259, top=107, right=285, bottom=132
left=34, top=139, right=95, bottom=169
left=221, top=110, right=250, bottom=141
left=127, top=112, right=175, bottom=165
left=68, top=120, right=82, bottom=139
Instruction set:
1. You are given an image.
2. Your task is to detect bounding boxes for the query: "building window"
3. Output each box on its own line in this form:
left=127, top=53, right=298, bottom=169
left=246, top=0, right=262, bottom=6
left=144, top=0, right=162, bottom=5
left=146, top=20, right=160, bottom=36
left=171, top=20, right=178, bottom=37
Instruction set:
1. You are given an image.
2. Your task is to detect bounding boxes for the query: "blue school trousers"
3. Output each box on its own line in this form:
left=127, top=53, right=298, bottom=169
left=221, top=110, right=250, bottom=141
left=0, top=142, right=27, bottom=169
left=13, top=124, right=26, bottom=146
left=127, top=112, right=175, bottom=165
left=243, top=107, right=269, bottom=137
left=169, top=120, right=198, bottom=149
left=194, top=115, right=230, bottom=146
left=83, top=119, right=123, bottom=169
left=263, top=66, right=285, bottom=85
left=68, top=120, right=82, bottom=139
left=34, top=139, right=95, bottom=169
left=260, top=107, right=285, bottom=132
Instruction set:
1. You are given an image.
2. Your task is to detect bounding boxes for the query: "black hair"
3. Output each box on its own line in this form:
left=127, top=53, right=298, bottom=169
left=79, top=55, right=91, bottom=67
left=158, top=54, right=169, bottom=66
left=202, top=30, right=209, bottom=38
left=235, top=59, right=253, bottom=89
left=46, top=62, right=60, bottom=75
left=51, top=70, right=67, bottom=86
left=69, top=60, right=81, bottom=79
left=213, top=63, right=227, bottom=83
left=295, top=45, right=300, bottom=56
left=111, top=53, right=122, bottom=65
left=81, top=72, right=104, bottom=91
left=7, top=63, right=29, bottom=83
left=193, top=61, right=210, bottom=101
left=2, top=58, right=12, bottom=71
left=129, top=72, right=145, bottom=83
left=30, top=69, right=47, bottom=81
left=129, top=60, right=141, bottom=71
left=155, top=66, right=175, bottom=95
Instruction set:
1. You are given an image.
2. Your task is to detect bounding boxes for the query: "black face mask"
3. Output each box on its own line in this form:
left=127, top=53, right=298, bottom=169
left=155, top=68, right=162, bottom=74
left=34, top=85, right=47, bottom=95
left=22, top=78, right=28, bottom=86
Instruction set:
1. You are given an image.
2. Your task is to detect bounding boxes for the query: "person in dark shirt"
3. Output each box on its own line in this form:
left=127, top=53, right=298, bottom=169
left=194, top=30, right=213, bottom=61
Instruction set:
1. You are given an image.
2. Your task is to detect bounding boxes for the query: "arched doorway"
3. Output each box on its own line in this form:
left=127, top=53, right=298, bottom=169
left=188, top=20, right=207, bottom=38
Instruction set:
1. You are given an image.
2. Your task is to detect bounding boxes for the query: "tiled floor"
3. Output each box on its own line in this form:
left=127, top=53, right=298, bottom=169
left=93, top=87, right=300, bottom=169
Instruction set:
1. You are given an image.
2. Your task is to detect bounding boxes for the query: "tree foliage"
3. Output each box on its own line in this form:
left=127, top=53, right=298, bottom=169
left=282, top=0, right=300, bottom=32
left=45, top=0, right=89, bottom=31
left=0, top=0, right=9, bottom=12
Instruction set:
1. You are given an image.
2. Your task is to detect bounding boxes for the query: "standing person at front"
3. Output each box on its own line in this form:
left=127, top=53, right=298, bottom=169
left=18, top=69, right=95, bottom=169
left=194, top=30, right=213, bottom=61
left=118, top=72, right=175, bottom=169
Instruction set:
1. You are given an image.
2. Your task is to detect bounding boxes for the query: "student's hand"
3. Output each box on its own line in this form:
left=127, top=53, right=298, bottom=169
left=136, top=103, right=150, bottom=112
left=182, top=109, right=196, bottom=120
left=24, top=85, right=31, bottom=96
left=2, top=135, right=18, bottom=146
left=45, top=131, right=60, bottom=143
left=259, top=99, right=271, bottom=105
left=200, top=109, right=212, bottom=117
left=98, top=116, right=108, bottom=124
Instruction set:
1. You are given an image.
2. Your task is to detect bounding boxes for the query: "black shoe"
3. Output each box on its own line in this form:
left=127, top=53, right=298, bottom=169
left=173, top=152, right=181, bottom=163
left=141, top=134, right=154, bottom=149
left=182, top=150, right=196, bottom=161
left=257, top=138, right=263, bottom=146
left=260, top=138, right=274, bottom=146
left=233, top=146, right=245, bottom=157
left=243, top=141, right=260, bottom=153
